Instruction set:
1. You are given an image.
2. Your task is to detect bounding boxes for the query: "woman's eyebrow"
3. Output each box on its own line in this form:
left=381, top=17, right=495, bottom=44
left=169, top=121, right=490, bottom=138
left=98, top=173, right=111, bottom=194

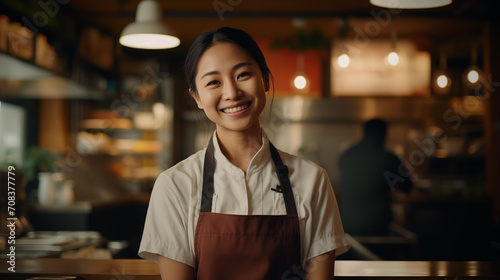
left=200, top=70, right=219, bottom=79
left=200, top=62, right=252, bottom=80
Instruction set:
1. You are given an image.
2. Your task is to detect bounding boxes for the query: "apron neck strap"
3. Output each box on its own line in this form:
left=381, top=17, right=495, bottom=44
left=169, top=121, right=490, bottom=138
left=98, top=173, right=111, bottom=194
left=268, top=142, right=298, bottom=215
left=201, top=137, right=215, bottom=213
left=201, top=137, right=298, bottom=215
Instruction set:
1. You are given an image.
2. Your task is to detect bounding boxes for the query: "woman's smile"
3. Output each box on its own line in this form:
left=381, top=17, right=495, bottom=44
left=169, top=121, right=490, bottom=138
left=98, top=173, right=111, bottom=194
left=221, top=102, right=251, bottom=114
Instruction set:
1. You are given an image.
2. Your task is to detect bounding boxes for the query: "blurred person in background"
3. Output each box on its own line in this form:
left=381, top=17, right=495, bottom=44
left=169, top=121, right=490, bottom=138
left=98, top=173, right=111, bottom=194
left=339, top=118, right=413, bottom=236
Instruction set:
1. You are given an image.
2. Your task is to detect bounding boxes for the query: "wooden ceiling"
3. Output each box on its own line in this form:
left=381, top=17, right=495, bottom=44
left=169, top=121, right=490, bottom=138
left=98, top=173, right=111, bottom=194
left=61, top=0, right=492, bottom=51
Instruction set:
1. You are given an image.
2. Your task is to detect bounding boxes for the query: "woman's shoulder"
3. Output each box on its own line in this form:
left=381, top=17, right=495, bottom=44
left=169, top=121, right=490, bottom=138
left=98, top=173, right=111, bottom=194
left=275, top=148, right=332, bottom=199
left=166, top=148, right=205, bottom=172
left=276, top=148, right=327, bottom=176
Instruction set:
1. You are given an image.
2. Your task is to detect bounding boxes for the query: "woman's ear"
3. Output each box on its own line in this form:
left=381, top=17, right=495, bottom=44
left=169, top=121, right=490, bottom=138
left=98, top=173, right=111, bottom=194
left=189, top=89, right=203, bottom=109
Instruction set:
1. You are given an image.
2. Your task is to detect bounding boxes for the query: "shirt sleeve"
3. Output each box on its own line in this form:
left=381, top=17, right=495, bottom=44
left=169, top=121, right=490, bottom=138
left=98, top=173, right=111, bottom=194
left=306, top=168, right=351, bottom=260
left=138, top=171, right=195, bottom=267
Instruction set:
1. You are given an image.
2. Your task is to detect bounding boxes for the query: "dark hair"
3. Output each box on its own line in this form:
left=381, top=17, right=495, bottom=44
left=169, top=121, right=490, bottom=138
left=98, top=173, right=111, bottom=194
left=184, top=27, right=273, bottom=96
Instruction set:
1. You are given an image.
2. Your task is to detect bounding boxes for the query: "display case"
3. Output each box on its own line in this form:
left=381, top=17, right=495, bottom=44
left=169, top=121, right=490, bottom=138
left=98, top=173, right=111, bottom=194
left=73, top=71, right=174, bottom=195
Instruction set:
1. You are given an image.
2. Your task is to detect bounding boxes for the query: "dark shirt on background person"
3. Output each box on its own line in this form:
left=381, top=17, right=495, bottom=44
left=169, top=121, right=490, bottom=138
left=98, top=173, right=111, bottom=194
left=338, top=119, right=413, bottom=236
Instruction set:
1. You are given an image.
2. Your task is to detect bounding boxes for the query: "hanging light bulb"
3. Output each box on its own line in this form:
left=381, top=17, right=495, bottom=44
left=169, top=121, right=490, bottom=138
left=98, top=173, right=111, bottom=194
left=462, top=42, right=484, bottom=89
left=436, top=74, right=450, bottom=88
left=292, top=52, right=309, bottom=92
left=434, top=72, right=451, bottom=95
left=289, top=18, right=309, bottom=93
left=337, top=53, right=350, bottom=68
left=387, top=51, right=400, bottom=66
left=463, top=66, right=484, bottom=89
left=119, top=0, right=180, bottom=49
left=467, top=69, right=479, bottom=84
left=386, top=22, right=399, bottom=66
left=337, top=38, right=350, bottom=68
left=433, top=52, right=451, bottom=95
left=294, top=75, right=307, bottom=90
left=335, top=18, right=350, bottom=69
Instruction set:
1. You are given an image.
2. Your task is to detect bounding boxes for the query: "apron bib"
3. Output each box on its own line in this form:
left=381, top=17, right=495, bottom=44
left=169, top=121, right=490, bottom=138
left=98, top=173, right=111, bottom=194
left=194, top=138, right=302, bottom=280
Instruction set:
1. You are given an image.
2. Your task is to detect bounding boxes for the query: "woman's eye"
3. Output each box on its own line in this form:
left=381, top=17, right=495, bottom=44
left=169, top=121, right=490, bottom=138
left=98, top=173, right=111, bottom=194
left=237, top=72, right=251, bottom=79
left=206, top=80, right=220, bottom=87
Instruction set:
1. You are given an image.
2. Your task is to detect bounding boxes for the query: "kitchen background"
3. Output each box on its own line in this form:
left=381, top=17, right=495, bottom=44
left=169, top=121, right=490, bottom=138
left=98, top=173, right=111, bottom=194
left=0, top=0, right=499, bottom=261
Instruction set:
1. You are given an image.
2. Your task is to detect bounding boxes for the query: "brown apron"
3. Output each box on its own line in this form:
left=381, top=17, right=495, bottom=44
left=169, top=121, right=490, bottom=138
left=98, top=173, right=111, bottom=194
left=194, top=138, right=303, bottom=280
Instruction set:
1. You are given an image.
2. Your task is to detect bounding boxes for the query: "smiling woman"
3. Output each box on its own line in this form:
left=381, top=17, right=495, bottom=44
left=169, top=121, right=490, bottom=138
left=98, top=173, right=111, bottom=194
left=138, top=27, right=350, bottom=280
left=191, top=42, right=267, bottom=141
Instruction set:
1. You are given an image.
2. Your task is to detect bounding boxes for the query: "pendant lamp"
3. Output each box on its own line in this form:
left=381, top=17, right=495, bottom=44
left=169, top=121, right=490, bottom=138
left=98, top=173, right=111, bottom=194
left=386, top=22, right=399, bottom=66
left=336, top=18, right=350, bottom=69
left=433, top=52, right=451, bottom=95
left=292, top=52, right=309, bottom=92
left=462, top=42, right=484, bottom=90
left=370, top=0, right=452, bottom=9
left=119, top=0, right=180, bottom=49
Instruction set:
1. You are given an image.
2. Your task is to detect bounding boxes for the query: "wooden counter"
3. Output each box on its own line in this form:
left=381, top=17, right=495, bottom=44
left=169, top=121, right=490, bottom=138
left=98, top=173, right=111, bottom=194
left=26, top=194, right=151, bottom=259
left=1, top=259, right=499, bottom=279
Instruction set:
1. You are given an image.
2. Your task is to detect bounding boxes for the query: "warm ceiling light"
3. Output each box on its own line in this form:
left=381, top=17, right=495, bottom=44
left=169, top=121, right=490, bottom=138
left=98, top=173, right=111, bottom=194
left=338, top=53, right=350, bottom=68
left=436, top=74, right=450, bottom=88
left=467, top=69, right=479, bottom=84
left=119, top=0, right=180, bottom=49
left=293, top=75, right=307, bottom=90
left=292, top=52, right=309, bottom=92
left=387, top=22, right=399, bottom=66
left=370, top=0, right=452, bottom=9
left=387, top=51, right=399, bottom=66
left=433, top=53, right=451, bottom=94
left=462, top=43, right=483, bottom=90
left=463, top=66, right=483, bottom=89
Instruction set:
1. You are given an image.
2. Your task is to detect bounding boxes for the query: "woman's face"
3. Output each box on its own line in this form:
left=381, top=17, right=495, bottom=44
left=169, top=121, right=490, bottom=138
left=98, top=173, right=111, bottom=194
left=192, top=42, right=267, bottom=136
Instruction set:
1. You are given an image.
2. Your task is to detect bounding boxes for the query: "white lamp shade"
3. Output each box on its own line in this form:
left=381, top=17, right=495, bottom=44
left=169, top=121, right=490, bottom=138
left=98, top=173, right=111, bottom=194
left=370, top=0, right=452, bottom=9
left=119, top=0, right=180, bottom=49
left=135, top=0, right=162, bottom=22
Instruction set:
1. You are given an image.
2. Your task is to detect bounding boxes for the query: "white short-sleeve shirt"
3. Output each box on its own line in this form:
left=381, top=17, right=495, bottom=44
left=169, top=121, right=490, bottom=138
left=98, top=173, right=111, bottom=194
left=139, top=130, right=350, bottom=268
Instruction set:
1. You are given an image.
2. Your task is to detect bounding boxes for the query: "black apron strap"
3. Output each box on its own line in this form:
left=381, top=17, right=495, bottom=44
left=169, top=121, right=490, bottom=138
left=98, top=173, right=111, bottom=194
left=200, top=136, right=298, bottom=215
left=269, top=141, right=298, bottom=216
left=200, top=137, right=215, bottom=213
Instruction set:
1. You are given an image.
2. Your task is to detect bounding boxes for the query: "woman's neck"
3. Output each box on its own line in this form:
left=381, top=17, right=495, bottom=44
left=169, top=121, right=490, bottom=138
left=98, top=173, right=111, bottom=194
left=216, top=125, right=263, bottom=172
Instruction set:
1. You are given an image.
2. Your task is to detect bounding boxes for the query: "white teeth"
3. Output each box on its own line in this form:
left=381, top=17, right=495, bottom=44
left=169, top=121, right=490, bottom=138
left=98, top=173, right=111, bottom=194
left=222, top=103, right=249, bottom=113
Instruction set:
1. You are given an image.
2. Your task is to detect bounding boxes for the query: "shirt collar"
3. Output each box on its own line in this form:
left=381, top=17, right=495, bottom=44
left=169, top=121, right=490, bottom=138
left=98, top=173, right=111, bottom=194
left=211, top=129, right=272, bottom=174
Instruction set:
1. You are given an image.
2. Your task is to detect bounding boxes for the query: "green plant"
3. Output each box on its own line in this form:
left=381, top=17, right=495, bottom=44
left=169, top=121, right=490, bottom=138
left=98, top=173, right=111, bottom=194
left=270, top=28, right=327, bottom=52
left=23, top=146, right=57, bottom=182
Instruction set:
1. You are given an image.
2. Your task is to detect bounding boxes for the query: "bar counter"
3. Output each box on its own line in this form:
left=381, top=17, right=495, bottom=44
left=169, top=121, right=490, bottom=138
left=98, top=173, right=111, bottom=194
left=1, top=259, right=499, bottom=279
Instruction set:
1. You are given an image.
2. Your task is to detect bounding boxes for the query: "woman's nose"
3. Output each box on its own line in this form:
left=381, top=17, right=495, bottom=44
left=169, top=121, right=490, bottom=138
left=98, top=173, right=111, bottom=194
left=222, top=80, right=242, bottom=100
